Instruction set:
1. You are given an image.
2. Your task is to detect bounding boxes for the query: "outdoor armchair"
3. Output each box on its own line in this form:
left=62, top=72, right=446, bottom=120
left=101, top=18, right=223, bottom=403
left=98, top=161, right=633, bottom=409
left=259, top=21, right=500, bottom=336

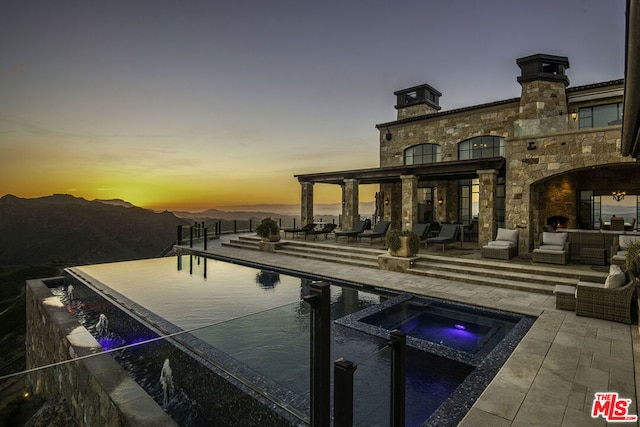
left=532, top=232, right=570, bottom=265
left=576, top=270, right=637, bottom=324
left=481, top=228, right=519, bottom=260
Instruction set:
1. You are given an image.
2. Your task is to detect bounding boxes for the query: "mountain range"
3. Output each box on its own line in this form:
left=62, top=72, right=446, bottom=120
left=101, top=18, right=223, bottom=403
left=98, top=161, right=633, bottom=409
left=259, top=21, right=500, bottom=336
left=0, top=194, right=189, bottom=265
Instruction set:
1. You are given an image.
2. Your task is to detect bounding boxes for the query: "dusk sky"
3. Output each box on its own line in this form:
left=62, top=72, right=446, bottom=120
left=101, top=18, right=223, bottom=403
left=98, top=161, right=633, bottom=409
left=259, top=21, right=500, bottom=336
left=0, top=0, right=626, bottom=212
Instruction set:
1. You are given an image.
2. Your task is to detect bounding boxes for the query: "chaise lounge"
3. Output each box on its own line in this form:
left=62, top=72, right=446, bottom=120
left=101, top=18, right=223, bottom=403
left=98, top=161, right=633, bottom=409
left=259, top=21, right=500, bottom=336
left=481, top=228, right=519, bottom=260
left=282, top=222, right=316, bottom=239
left=358, top=221, right=390, bottom=243
left=304, top=223, right=337, bottom=240
left=425, top=223, right=460, bottom=252
left=334, top=220, right=367, bottom=241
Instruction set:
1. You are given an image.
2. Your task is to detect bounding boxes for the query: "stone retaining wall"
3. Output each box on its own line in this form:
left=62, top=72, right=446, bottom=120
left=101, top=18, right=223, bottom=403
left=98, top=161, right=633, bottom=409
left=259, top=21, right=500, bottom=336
left=26, top=276, right=176, bottom=426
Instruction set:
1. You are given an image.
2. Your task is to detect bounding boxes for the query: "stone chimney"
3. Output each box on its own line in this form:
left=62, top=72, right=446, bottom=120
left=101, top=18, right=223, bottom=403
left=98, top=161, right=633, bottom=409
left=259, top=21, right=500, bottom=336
left=517, top=54, right=569, bottom=119
left=515, top=54, right=570, bottom=135
left=394, top=84, right=441, bottom=120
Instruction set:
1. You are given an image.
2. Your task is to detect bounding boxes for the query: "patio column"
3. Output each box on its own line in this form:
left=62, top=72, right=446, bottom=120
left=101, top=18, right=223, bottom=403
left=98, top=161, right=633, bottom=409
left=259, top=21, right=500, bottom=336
left=401, top=175, right=418, bottom=231
left=477, top=169, right=498, bottom=245
left=300, top=181, right=314, bottom=226
left=342, top=178, right=359, bottom=230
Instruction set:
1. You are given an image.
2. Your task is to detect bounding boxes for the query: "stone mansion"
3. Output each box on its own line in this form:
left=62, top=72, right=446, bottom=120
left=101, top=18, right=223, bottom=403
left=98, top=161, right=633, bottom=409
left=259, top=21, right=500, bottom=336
left=295, top=53, right=639, bottom=254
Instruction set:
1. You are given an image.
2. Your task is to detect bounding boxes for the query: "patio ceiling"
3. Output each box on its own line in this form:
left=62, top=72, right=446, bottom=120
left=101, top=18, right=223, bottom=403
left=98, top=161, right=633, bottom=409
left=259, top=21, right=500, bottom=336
left=294, top=157, right=505, bottom=185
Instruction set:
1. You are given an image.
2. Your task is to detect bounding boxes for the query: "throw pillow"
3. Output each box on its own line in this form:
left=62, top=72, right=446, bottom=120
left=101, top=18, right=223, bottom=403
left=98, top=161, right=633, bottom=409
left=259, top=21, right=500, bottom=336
left=604, top=264, right=626, bottom=289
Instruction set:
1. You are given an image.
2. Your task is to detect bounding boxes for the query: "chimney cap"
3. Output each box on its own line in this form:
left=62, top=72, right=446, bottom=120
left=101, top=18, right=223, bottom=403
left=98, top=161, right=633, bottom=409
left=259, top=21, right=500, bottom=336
left=516, top=53, right=570, bottom=86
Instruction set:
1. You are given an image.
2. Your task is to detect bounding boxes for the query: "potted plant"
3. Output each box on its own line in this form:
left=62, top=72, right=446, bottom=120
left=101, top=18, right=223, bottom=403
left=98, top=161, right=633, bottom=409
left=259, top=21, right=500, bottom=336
left=256, top=217, right=281, bottom=242
left=625, top=241, right=640, bottom=277
left=385, top=229, right=420, bottom=257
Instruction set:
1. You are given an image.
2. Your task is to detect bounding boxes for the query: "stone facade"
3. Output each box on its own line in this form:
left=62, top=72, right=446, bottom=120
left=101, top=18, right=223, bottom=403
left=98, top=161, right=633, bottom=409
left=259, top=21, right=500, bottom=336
left=297, top=54, right=638, bottom=253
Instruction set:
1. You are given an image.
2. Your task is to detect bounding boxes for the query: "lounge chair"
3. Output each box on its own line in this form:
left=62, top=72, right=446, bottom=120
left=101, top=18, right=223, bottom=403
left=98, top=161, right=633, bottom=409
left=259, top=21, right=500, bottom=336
left=532, top=232, right=570, bottom=265
left=305, top=223, right=337, bottom=240
left=413, top=223, right=431, bottom=244
left=334, top=220, right=367, bottom=241
left=481, top=228, right=519, bottom=260
left=425, top=223, right=460, bottom=252
left=282, top=223, right=316, bottom=238
left=358, top=221, right=390, bottom=243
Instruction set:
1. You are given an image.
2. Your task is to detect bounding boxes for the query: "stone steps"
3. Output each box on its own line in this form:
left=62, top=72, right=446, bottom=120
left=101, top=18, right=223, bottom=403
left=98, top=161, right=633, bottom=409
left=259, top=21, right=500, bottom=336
left=221, top=235, right=608, bottom=295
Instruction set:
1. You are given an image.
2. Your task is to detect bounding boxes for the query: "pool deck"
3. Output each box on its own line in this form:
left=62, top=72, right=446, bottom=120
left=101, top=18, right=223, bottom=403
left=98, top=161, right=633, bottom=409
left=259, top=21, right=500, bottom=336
left=190, top=234, right=640, bottom=426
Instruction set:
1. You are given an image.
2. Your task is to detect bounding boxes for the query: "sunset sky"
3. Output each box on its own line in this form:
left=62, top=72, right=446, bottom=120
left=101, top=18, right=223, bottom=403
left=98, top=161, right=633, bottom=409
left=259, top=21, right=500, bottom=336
left=0, top=0, right=626, bottom=212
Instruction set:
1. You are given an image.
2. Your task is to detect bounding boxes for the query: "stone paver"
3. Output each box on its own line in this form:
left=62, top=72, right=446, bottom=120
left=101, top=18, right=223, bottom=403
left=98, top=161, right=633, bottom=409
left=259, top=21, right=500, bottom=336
left=181, top=236, right=639, bottom=426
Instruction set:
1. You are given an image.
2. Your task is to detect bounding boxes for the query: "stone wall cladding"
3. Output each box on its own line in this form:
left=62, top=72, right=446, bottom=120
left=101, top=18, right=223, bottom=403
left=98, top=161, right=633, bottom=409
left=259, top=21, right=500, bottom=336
left=380, top=102, right=520, bottom=167
left=25, top=277, right=176, bottom=427
left=378, top=80, right=630, bottom=253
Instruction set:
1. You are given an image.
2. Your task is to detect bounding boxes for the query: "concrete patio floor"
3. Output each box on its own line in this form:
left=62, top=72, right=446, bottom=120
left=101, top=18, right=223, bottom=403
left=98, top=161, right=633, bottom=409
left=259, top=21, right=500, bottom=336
left=188, top=233, right=640, bottom=426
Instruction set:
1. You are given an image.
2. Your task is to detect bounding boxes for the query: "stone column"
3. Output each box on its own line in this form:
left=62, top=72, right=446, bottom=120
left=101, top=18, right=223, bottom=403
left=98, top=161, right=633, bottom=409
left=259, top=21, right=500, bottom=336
left=300, top=182, right=314, bottom=226
left=341, top=178, right=359, bottom=230
left=401, top=175, right=418, bottom=231
left=477, top=169, right=498, bottom=245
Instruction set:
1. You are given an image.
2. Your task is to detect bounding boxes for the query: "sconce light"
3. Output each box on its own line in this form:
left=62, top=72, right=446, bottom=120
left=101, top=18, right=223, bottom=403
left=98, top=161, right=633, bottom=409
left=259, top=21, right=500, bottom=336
left=437, top=198, right=444, bottom=206
left=612, top=190, right=626, bottom=202
left=385, top=128, right=392, bottom=141
left=570, top=111, right=577, bottom=121
left=384, top=198, right=389, bottom=206
left=527, top=141, right=537, bottom=150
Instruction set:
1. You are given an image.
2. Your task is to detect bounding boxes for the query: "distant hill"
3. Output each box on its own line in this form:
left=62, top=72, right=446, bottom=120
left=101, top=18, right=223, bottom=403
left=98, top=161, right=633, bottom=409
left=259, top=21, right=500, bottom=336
left=0, top=194, right=189, bottom=265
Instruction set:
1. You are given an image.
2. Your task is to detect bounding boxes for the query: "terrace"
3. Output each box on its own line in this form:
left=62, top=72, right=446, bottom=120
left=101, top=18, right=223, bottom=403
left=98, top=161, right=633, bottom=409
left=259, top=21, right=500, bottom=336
left=171, top=232, right=640, bottom=426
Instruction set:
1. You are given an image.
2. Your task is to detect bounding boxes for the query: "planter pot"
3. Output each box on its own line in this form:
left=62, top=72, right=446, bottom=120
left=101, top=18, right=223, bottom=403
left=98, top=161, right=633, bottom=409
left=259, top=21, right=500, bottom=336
left=389, top=236, right=412, bottom=257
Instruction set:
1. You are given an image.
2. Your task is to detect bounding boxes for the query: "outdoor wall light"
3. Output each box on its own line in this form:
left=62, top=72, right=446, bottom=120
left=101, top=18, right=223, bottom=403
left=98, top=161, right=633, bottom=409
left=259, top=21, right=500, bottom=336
left=527, top=141, right=537, bottom=150
left=438, top=198, right=444, bottom=206
left=385, top=128, right=392, bottom=141
left=384, top=198, right=389, bottom=206
left=571, top=111, right=578, bottom=121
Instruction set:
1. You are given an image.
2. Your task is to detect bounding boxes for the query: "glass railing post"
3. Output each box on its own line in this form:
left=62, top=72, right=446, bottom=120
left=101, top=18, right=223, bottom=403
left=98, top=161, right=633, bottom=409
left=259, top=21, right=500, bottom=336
left=333, top=358, right=357, bottom=427
left=177, top=225, right=182, bottom=245
left=303, top=282, right=330, bottom=427
left=389, top=329, right=406, bottom=427
left=189, top=226, right=194, bottom=248
left=203, top=228, right=208, bottom=250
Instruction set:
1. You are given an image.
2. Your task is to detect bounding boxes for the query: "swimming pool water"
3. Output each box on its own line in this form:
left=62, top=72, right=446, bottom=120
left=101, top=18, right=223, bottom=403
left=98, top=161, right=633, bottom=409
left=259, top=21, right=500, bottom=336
left=64, top=255, right=531, bottom=426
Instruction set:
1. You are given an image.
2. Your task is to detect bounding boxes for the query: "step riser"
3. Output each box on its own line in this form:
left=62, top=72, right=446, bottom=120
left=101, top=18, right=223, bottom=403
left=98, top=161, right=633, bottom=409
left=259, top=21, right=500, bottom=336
left=222, top=238, right=598, bottom=295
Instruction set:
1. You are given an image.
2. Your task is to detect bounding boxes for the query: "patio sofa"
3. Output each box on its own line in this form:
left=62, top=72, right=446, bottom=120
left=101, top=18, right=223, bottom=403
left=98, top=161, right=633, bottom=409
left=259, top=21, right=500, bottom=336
left=576, top=268, right=637, bottom=324
left=481, top=228, right=519, bottom=260
left=532, top=232, right=570, bottom=265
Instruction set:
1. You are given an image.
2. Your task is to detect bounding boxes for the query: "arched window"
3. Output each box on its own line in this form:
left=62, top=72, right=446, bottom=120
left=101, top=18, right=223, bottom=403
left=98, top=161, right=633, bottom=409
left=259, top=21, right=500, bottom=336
left=458, top=136, right=505, bottom=160
left=404, top=144, right=441, bottom=165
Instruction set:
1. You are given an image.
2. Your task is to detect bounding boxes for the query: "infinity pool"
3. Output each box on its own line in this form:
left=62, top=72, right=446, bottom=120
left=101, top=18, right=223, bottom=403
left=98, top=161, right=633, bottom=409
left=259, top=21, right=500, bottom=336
left=64, top=255, right=533, bottom=426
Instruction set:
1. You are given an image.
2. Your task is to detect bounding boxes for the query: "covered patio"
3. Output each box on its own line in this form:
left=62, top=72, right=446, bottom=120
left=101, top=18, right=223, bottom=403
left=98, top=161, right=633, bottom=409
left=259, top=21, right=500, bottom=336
left=295, top=157, right=505, bottom=245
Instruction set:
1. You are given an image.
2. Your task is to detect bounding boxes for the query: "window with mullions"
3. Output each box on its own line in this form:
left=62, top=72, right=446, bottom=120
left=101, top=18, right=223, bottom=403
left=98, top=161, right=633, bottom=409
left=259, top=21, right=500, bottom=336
left=458, top=136, right=505, bottom=160
left=578, top=103, right=623, bottom=128
left=404, top=144, right=441, bottom=165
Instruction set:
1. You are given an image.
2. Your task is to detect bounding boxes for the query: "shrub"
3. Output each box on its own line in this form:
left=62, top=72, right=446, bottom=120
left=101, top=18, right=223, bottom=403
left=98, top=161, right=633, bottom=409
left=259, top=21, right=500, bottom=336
left=625, top=241, right=640, bottom=277
left=256, top=217, right=280, bottom=240
left=385, top=229, right=420, bottom=256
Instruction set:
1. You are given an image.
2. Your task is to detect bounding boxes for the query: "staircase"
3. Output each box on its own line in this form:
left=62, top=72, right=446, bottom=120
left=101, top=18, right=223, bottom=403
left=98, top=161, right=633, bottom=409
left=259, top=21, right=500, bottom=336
left=222, top=235, right=608, bottom=295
